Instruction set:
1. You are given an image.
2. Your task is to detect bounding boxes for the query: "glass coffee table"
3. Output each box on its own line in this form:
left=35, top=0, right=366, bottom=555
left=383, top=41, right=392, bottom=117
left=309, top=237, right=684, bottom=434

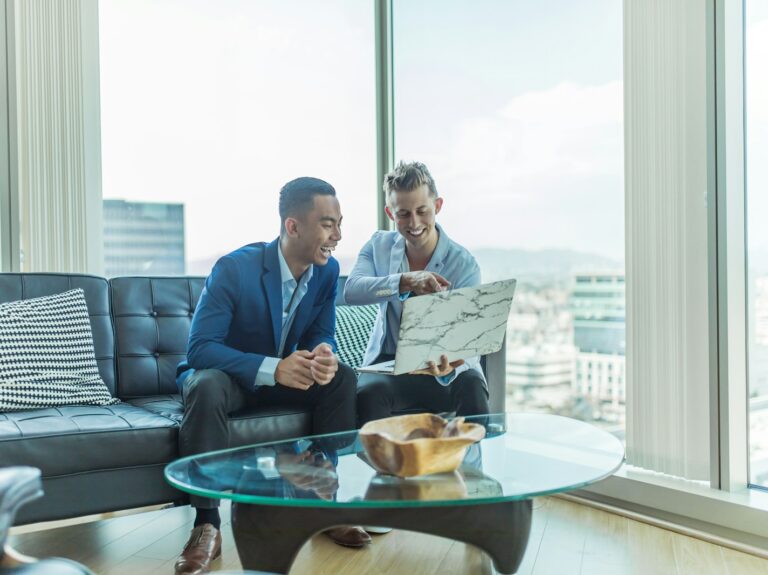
left=165, top=413, right=624, bottom=574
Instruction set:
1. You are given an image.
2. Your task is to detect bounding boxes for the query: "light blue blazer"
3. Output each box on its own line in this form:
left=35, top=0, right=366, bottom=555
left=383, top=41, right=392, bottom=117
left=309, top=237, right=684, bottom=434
left=344, top=224, right=485, bottom=386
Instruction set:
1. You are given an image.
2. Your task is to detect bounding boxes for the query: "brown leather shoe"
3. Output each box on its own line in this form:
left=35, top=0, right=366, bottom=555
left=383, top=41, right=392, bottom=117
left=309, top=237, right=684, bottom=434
left=324, top=525, right=372, bottom=548
left=174, top=523, right=222, bottom=575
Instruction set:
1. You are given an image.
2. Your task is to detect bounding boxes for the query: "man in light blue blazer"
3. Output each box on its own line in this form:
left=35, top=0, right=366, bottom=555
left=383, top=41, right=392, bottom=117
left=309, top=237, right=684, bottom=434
left=344, top=161, right=490, bottom=426
left=174, top=178, right=365, bottom=575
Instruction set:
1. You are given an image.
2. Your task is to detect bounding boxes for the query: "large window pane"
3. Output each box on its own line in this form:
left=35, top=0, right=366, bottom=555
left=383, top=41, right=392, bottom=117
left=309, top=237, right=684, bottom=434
left=747, top=0, right=768, bottom=487
left=393, top=0, right=625, bottom=432
left=99, top=0, right=376, bottom=277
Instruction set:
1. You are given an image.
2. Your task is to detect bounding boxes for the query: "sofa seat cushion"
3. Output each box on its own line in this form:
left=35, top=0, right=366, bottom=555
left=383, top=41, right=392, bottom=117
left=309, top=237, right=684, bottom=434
left=128, top=394, right=184, bottom=423
left=0, top=404, right=178, bottom=477
left=128, top=395, right=312, bottom=447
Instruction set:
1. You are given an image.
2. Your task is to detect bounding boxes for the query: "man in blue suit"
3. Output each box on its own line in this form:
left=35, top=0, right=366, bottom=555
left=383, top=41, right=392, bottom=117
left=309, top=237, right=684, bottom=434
left=345, top=161, right=490, bottom=425
left=173, top=178, right=362, bottom=575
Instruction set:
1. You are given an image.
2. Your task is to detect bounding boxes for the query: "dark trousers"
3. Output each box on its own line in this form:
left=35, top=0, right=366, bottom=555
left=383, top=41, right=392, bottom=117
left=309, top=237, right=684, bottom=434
left=180, top=364, right=357, bottom=509
left=356, top=354, right=490, bottom=426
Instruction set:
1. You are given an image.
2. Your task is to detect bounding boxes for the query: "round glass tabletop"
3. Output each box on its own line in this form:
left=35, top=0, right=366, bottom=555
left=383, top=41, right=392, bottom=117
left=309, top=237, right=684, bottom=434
left=164, top=413, right=624, bottom=508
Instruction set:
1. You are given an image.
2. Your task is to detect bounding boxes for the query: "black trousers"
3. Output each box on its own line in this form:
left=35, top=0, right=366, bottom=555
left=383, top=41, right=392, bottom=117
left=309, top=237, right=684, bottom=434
left=356, top=354, right=490, bottom=426
left=180, top=364, right=357, bottom=509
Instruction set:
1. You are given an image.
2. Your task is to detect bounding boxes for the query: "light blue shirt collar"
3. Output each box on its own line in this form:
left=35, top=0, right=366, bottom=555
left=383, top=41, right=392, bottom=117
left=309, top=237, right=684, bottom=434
left=277, top=242, right=313, bottom=290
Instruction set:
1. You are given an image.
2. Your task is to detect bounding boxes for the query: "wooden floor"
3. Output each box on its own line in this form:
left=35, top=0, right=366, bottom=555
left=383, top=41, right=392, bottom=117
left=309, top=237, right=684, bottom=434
left=9, top=497, right=768, bottom=574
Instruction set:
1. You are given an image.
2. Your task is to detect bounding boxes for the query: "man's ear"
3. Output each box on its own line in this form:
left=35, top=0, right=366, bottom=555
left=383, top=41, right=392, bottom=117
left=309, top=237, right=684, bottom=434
left=384, top=205, right=395, bottom=222
left=284, top=217, right=300, bottom=237
left=434, top=197, right=444, bottom=215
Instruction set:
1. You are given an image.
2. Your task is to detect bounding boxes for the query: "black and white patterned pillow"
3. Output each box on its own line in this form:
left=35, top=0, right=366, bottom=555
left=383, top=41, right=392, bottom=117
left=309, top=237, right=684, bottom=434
left=335, top=304, right=378, bottom=369
left=0, top=288, right=119, bottom=411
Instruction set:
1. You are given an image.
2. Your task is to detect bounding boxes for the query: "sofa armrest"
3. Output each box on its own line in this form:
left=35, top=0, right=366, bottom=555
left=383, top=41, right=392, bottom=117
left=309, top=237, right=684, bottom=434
left=484, top=334, right=507, bottom=414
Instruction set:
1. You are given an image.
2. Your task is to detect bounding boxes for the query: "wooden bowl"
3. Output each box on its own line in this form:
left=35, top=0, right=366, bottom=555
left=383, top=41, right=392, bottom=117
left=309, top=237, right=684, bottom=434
left=359, top=413, right=486, bottom=478
left=364, top=470, right=468, bottom=501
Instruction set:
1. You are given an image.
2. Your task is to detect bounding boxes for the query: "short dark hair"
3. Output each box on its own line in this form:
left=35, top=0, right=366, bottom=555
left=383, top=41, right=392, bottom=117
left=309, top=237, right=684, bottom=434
left=383, top=161, right=438, bottom=200
left=279, top=177, right=336, bottom=231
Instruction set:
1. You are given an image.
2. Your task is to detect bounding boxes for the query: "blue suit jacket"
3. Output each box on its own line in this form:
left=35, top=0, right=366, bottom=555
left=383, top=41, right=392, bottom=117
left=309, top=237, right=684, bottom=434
left=177, top=238, right=339, bottom=393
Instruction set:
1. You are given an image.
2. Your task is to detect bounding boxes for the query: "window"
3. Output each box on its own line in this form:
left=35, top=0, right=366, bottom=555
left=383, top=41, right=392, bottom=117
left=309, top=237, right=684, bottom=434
left=393, top=0, right=624, bottom=433
left=747, top=0, right=768, bottom=488
left=99, top=0, right=376, bottom=277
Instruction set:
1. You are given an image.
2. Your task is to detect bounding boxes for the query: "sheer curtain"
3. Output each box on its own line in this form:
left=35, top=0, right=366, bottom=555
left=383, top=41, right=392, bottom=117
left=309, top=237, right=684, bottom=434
left=624, top=0, right=711, bottom=481
left=12, top=0, right=103, bottom=274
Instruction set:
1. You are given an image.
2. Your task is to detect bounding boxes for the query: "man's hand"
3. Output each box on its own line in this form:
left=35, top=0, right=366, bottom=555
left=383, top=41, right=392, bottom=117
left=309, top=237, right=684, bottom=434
left=310, top=343, right=338, bottom=385
left=400, top=271, right=451, bottom=296
left=275, top=350, right=315, bottom=390
left=410, top=354, right=464, bottom=377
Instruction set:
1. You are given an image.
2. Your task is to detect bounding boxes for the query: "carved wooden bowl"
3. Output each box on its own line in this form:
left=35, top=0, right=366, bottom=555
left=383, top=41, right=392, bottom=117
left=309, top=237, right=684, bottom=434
left=359, top=413, right=486, bottom=478
left=364, top=470, right=468, bottom=501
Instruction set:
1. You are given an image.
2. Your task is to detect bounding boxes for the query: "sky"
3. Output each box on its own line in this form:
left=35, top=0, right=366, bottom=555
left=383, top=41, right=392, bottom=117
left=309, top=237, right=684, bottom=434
left=393, top=0, right=624, bottom=260
left=747, top=2, right=768, bottom=261
left=98, top=0, right=765, bottom=270
left=98, top=0, right=625, bottom=270
left=99, top=0, right=377, bottom=269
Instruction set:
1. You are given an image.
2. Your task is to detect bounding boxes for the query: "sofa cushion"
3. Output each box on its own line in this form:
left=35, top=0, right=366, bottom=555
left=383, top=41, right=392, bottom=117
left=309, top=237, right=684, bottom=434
left=0, top=274, right=116, bottom=395
left=111, top=277, right=204, bottom=399
left=334, top=304, right=377, bottom=369
left=0, top=404, right=178, bottom=476
left=0, top=288, right=118, bottom=411
left=128, top=396, right=312, bottom=445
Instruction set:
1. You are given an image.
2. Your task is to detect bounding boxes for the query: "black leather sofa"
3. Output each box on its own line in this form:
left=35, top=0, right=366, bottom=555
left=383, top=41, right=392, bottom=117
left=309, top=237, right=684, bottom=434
left=0, top=273, right=506, bottom=525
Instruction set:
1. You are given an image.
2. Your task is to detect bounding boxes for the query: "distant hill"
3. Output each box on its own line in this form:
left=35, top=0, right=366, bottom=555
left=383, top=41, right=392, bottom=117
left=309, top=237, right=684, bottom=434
left=471, top=248, right=623, bottom=283
left=186, top=247, right=623, bottom=282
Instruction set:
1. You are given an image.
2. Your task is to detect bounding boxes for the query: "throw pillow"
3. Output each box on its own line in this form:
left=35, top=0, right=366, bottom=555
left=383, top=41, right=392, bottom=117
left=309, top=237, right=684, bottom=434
left=0, top=288, right=119, bottom=411
left=334, top=304, right=378, bottom=369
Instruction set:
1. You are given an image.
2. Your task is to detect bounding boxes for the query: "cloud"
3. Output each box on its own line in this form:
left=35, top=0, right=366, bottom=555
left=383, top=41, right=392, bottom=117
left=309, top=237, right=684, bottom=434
left=440, top=81, right=623, bottom=188
left=747, top=19, right=768, bottom=122
left=746, top=18, right=768, bottom=252
left=415, top=81, right=625, bottom=259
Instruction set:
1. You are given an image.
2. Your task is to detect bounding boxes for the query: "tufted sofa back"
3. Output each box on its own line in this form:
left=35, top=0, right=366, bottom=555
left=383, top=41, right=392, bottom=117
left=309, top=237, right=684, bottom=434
left=0, top=273, right=117, bottom=395
left=1, top=272, right=505, bottom=411
left=110, top=277, right=204, bottom=398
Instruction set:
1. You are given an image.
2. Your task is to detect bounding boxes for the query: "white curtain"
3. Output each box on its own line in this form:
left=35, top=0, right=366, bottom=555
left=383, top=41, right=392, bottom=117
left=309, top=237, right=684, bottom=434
left=13, top=0, right=102, bottom=274
left=624, top=0, right=711, bottom=480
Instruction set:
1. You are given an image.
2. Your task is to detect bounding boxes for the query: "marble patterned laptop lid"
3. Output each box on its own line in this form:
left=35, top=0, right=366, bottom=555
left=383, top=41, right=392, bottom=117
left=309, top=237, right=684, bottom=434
left=393, top=278, right=517, bottom=375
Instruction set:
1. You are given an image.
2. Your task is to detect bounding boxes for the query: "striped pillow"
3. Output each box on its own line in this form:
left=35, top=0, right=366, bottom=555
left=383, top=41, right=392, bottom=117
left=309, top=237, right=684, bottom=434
left=0, top=288, right=119, bottom=411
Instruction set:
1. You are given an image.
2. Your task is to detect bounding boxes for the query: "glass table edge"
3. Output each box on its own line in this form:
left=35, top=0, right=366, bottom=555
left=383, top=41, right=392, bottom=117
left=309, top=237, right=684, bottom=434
left=162, top=412, right=506, bottom=483
left=163, top=455, right=626, bottom=509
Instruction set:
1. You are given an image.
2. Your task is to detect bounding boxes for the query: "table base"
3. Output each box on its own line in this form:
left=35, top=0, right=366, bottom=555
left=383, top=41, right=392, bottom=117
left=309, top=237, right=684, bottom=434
left=231, top=499, right=533, bottom=574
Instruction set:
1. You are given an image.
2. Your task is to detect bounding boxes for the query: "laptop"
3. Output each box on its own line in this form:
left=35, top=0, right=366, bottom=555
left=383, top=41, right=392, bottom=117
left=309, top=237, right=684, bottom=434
left=356, top=278, right=517, bottom=375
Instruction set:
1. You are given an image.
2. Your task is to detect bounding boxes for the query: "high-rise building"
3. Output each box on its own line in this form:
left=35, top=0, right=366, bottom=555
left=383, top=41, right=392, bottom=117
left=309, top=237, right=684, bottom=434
left=103, top=199, right=185, bottom=277
left=506, top=344, right=576, bottom=409
left=754, top=277, right=768, bottom=347
left=571, top=272, right=626, bottom=421
left=505, top=283, right=577, bottom=411
left=571, top=272, right=625, bottom=355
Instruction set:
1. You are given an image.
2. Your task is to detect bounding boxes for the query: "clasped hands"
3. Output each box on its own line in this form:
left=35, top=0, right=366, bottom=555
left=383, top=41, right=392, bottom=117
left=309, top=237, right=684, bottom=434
left=275, top=450, right=338, bottom=501
left=275, top=343, right=337, bottom=390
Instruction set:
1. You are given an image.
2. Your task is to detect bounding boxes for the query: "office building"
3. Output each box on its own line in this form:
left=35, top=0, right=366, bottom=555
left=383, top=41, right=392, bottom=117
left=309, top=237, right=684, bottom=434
left=103, top=199, right=185, bottom=277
